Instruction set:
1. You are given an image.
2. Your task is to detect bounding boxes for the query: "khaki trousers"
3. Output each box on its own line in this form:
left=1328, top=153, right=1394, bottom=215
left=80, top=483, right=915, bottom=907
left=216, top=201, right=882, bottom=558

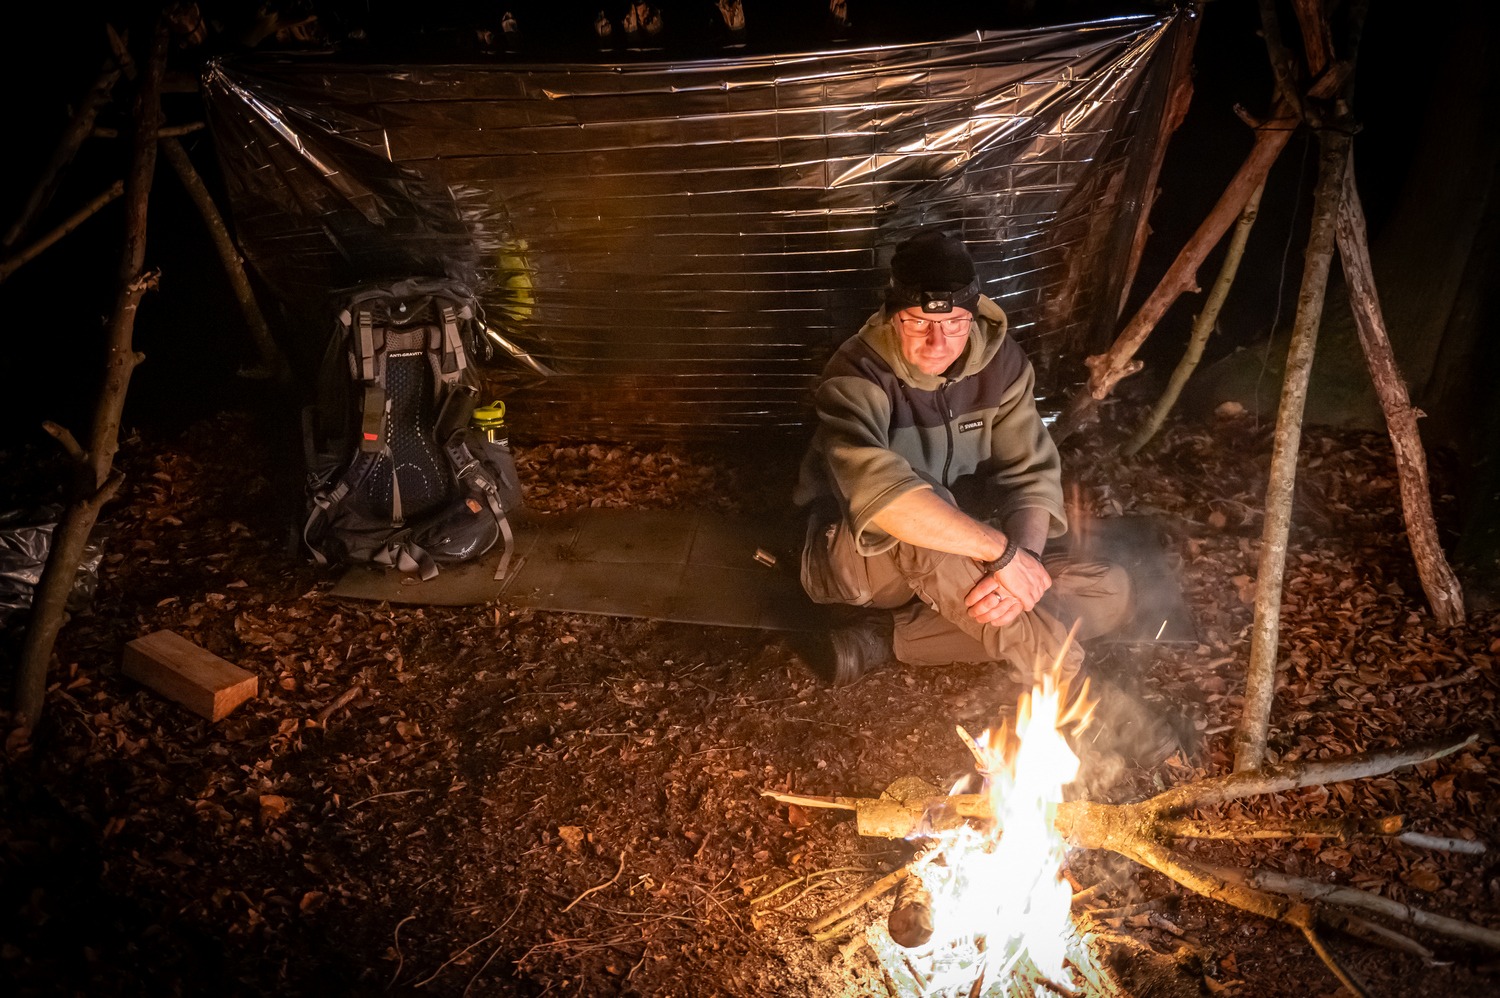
left=801, top=515, right=1132, bottom=676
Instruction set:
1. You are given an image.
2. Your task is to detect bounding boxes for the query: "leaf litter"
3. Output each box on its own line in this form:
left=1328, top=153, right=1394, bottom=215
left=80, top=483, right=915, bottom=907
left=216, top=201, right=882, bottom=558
left=1, top=401, right=1496, bottom=997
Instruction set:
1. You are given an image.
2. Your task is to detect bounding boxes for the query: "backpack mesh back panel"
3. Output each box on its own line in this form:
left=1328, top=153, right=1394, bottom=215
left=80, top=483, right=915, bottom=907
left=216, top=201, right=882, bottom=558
left=375, top=351, right=451, bottom=522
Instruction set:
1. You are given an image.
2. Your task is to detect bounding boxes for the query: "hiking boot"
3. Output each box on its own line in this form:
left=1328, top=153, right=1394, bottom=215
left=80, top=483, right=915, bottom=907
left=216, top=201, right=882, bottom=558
left=802, top=613, right=895, bottom=686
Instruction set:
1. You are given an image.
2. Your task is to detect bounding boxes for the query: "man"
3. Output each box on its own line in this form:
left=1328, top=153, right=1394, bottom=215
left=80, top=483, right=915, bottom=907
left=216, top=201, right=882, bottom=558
left=794, top=230, right=1133, bottom=685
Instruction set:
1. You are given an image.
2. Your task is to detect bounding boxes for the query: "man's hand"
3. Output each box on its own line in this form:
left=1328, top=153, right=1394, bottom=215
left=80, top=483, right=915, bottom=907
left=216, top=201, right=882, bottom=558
left=965, top=548, right=1051, bottom=625
left=868, top=492, right=1057, bottom=627
left=966, top=582, right=1024, bottom=626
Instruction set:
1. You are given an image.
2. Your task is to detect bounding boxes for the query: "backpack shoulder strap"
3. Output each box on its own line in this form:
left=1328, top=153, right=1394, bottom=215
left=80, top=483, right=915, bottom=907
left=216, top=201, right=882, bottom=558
left=345, top=304, right=391, bottom=454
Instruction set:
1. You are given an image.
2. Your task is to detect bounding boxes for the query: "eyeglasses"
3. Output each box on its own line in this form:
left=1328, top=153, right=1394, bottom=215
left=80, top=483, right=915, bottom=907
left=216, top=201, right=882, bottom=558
left=898, top=314, right=972, bottom=338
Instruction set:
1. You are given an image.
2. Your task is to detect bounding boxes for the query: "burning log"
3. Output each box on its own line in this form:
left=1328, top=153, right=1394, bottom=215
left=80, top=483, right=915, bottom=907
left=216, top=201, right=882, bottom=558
left=887, top=866, right=935, bottom=948
left=765, top=733, right=1497, bottom=996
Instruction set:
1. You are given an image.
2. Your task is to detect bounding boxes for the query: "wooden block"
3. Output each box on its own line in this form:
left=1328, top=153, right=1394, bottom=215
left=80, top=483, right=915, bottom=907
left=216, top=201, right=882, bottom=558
left=122, top=629, right=258, bottom=721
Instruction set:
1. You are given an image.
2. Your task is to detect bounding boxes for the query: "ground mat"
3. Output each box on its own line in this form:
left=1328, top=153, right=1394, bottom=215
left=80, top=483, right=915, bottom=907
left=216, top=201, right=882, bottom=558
left=329, top=510, right=1196, bottom=642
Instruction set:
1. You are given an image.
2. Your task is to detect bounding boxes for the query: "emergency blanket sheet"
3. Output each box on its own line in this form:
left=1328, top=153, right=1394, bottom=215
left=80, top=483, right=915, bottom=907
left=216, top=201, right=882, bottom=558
left=203, top=11, right=1185, bottom=436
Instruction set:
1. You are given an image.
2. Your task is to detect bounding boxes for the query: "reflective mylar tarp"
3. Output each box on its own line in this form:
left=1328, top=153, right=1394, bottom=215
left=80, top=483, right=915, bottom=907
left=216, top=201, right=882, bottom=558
left=203, top=10, right=1186, bottom=436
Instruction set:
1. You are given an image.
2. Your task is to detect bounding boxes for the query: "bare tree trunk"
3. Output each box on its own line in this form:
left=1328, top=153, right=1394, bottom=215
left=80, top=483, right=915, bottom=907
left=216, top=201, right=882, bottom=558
left=1124, top=180, right=1265, bottom=455
left=1233, top=128, right=1351, bottom=772
left=1333, top=156, right=1466, bottom=625
left=14, top=20, right=168, bottom=730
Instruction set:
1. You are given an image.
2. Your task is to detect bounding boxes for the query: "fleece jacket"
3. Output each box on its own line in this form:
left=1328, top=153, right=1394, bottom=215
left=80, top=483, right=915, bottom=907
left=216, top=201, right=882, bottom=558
left=793, top=295, right=1067, bottom=555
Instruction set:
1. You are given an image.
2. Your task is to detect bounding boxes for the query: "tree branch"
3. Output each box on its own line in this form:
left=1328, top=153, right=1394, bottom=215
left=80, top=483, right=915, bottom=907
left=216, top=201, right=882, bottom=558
left=2, top=54, right=122, bottom=250
left=1123, top=179, right=1265, bottom=455
left=159, top=136, right=291, bottom=384
left=0, top=181, right=125, bottom=285
left=1153, top=734, right=1476, bottom=813
left=1204, top=863, right=1500, bottom=950
left=1053, top=100, right=1298, bottom=442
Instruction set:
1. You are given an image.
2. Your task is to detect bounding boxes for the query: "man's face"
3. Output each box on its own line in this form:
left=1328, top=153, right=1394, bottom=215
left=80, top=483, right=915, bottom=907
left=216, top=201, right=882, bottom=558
left=895, top=306, right=973, bottom=376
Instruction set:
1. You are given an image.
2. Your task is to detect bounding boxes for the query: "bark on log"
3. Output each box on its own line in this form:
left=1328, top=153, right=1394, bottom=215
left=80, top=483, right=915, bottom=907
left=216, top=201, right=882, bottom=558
left=1334, top=155, right=1466, bottom=626
left=886, top=870, right=934, bottom=948
left=13, top=21, right=167, bottom=729
left=1156, top=814, right=1402, bottom=841
left=1233, top=126, right=1352, bottom=773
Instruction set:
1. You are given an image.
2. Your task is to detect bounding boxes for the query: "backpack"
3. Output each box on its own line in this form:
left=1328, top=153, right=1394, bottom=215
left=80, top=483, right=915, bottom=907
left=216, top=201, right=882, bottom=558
left=301, top=278, right=522, bottom=581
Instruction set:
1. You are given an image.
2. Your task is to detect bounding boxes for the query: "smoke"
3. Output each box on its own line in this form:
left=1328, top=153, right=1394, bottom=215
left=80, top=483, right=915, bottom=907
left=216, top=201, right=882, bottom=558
left=1071, top=673, right=1196, bottom=800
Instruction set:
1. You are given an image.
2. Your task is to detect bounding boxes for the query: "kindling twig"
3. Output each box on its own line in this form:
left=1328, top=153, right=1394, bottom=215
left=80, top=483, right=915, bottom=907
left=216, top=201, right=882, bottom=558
left=749, top=867, right=869, bottom=907
left=315, top=685, right=363, bottom=724
left=562, top=851, right=627, bottom=913
left=808, top=844, right=944, bottom=935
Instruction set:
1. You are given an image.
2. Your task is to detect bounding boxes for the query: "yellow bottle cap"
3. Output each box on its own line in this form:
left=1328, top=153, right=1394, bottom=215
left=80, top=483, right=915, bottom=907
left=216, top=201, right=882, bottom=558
left=472, top=400, right=507, bottom=426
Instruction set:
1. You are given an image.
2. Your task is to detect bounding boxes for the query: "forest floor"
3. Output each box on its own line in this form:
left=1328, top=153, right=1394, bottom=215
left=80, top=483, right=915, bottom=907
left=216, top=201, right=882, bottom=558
left=2, top=400, right=1498, bottom=998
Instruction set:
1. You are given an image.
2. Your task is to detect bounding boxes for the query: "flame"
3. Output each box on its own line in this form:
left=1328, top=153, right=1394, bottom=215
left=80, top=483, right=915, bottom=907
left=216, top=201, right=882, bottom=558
left=906, top=662, right=1094, bottom=992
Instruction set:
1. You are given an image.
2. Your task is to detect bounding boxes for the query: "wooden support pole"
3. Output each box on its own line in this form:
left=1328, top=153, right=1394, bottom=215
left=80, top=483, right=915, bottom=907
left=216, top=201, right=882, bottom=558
left=1233, top=126, right=1351, bottom=773
left=1115, top=5, right=1202, bottom=319
left=160, top=137, right=291, bottom=384
left=1053, top=99, right=1299, bottom=442
left=1334, top=155, right=1466, bottom=626
left=1053, top=44, right=1348, bottom=446
left=1123, top=180, right=1265, bottom=455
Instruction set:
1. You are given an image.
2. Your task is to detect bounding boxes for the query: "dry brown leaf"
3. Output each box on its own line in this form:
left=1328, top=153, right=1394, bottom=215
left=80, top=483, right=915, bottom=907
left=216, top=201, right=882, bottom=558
left=558, top=825, right=585, bottom=852
left=1402, top=867, right=1442, bottom=893
left=259, top=795, right=289, bottom=822
left=1317, top=847, right=1352, bottom=870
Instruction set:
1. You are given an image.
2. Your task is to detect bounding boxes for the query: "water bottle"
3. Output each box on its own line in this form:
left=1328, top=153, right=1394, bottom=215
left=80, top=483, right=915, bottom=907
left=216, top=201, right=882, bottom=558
left=472, top=400, right=508, bottom=446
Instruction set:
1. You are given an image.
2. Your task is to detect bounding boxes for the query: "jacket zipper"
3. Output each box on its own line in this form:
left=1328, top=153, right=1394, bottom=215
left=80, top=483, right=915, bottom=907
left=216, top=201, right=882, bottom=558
left=938, top=383, right=955, bottom=488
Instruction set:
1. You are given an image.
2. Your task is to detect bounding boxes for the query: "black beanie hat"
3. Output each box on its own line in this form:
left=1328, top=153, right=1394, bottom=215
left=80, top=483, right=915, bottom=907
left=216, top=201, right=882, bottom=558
left=885, top=230, right=980, bottom=315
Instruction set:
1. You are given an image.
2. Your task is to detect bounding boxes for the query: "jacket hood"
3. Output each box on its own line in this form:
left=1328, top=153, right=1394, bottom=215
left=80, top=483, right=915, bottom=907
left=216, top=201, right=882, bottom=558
left=857, top=295, right=1009, bottom=391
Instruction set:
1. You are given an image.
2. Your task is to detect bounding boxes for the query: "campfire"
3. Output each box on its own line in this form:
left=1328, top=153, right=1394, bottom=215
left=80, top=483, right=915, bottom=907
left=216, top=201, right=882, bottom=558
left=765, top=645, right=1499, bottom=997
left=876, top=669, right=1095, bottom=994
